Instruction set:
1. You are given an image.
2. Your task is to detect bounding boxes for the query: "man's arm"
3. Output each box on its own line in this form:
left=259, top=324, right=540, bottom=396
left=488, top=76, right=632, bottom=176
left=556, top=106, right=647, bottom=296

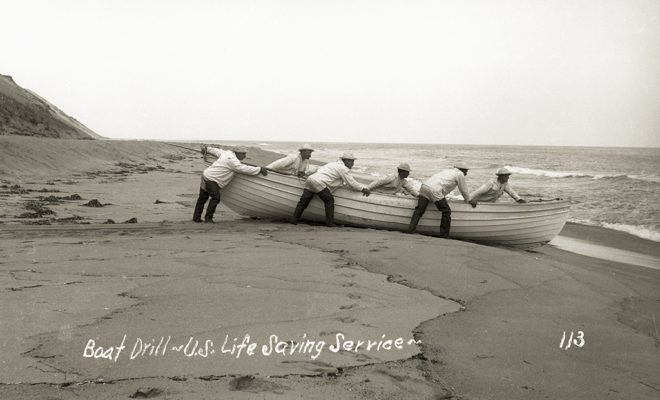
left=297, top=159, right=310, bottom=176
left=266, top=155, right=296, bottom=173
left=206, top=147, right=224, bottom=158
left=456, top=173, right=471, bottom=202
left=504, top=183, right=525, bottom=203
left=339, top=168, right=370, bottom=195
left=367, top=175, right=394, bottom=191
left=227, top=157, right=262, bottom=176
left=401, top=179, right=419, bottom=197
left=469, top=181, right=491, bottom=203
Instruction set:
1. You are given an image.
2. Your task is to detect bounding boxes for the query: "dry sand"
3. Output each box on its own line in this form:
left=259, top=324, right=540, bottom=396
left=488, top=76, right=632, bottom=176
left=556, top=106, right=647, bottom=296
left=1, top=136, right=659, bottom=399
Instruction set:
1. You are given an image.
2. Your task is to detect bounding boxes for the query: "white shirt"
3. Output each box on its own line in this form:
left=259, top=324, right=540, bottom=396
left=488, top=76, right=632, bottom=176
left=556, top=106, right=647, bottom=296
left=421, top=168, right=471, bottom=202
left=470, top=178, right=521, bottom=202
left=266, top=153, right=309, bottom=175
left=305, top=160, right=366, bottom=193
left=202, top=148, right=261, bottom=188
left=367, top=173, right=419, bottom=196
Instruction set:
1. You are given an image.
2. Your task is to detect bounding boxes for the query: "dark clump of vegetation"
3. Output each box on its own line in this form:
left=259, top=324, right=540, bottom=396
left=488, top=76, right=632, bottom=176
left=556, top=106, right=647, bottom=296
left=52, top=216, right=86, bottom=223
left=18, top=201, right=55, bottom=218
left=2, top=184, right=30, bottom=194
left=39, top=193, right=82, bottom=202
left=82, top=199, right=103, bottom=207
left=25, top=200, right=54, bottom=212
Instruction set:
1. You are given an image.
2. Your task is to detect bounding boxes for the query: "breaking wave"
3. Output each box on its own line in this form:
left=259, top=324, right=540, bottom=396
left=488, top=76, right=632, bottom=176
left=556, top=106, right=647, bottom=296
left=505, top=166, right=660, bottom=183
left=569, top=219, right=660, bottom=242
left=601, top=223, right=660, bottom=242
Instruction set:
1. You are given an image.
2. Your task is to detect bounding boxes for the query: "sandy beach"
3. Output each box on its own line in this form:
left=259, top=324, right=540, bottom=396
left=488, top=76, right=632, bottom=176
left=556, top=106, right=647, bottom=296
left=1, top=136, right=659, bottom=399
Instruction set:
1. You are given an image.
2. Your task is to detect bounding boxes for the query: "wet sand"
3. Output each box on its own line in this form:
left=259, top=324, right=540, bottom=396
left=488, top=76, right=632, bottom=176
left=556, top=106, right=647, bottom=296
left=1, top=136, right=659, bottom=399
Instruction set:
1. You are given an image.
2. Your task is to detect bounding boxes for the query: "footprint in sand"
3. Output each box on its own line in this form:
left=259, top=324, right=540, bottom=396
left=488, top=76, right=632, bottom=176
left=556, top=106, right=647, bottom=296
left=339, top=303, right=359, bottom=310
left=346, top=293, right=361, bottom=300
left=335, top=316, right=357, bottom=323
left=228, top=375, right=287, bottom=393
left=341, top=282, right=355, bottom=287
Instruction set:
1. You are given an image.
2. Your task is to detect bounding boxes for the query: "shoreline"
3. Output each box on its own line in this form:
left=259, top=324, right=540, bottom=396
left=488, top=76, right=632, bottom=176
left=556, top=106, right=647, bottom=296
left=559, top=222, right=660, bottom=258
left=551, top=222, right=660, bottom=270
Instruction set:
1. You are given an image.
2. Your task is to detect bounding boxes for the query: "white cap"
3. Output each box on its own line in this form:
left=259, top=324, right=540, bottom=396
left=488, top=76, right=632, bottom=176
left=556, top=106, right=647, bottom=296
left=397, top=163, right=411, bottom=172
left=454, top=161, right=470, bottom=170
left=299, top=144, right=314, bottom=151
left=340, top=153, right=356, bottom=160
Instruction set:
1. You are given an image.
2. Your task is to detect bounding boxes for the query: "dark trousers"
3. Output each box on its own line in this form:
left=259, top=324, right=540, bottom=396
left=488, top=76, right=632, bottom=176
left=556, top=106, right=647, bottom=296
left=293, top=188, right=335, bottom=226
left=407, top=196, right=452, bottom=238
left=193, top=177, right=221, bottom=222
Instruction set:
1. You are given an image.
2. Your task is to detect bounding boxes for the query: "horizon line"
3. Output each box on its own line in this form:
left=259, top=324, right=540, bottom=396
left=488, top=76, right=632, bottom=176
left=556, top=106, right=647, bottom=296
left=101, top=136, right=660, bottom=150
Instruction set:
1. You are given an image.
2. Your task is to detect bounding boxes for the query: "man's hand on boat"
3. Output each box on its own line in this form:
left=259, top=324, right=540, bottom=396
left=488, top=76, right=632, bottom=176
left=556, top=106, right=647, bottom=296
left=259, top=167, right=268, bottom=176
left=361, top=188, right=371, bottom=197
left=296, top=171, right=307, bottom=177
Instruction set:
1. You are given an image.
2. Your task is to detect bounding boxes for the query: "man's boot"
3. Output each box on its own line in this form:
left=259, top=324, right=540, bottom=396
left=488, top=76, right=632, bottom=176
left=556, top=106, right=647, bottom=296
left=292, top=204, right=305, bottom=223
left=407, top=211, right=422, bottom=233
left=407, top=196, right=429, bottom=234
left=439, top=213, right=451, bottom=238
left=293, top=190, right=314, bottom=224
left=324, top=202, right=336, bottom=227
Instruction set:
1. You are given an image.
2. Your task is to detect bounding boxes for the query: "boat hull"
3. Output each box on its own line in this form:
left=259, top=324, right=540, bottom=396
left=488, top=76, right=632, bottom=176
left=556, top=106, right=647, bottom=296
left=222, top=172, right=570, bottom=248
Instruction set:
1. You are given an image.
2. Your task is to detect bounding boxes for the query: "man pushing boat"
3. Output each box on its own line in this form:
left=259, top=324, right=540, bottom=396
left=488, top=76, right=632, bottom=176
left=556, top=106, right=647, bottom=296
left=469, top=167, right=527, bottom=206
left=266, top=144, right=314, bottom=177
left=292, top=153, right=371, bottom=227
left=407, top=162, right=475, bottom=238
left=193, top=145, right=268, bottom=223
left=367, top=163, right=419, bottom=197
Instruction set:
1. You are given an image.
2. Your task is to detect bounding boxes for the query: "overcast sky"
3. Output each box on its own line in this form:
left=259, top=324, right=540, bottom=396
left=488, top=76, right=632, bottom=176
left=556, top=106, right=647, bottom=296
left=2, top=0, right=659, bottom=147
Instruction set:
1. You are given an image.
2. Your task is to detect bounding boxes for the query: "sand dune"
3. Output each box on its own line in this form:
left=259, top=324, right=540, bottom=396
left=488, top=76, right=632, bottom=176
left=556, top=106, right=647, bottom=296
left=0, top=136, right=281, bottom=179
left=0, top=74, right=101, bottom=139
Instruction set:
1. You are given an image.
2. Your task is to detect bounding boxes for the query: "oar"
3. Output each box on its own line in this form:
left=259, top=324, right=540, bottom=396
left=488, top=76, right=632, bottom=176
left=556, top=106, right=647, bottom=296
left=163, top=142, right=293, bottom=175
left=527, top=198, right=564, bottom=202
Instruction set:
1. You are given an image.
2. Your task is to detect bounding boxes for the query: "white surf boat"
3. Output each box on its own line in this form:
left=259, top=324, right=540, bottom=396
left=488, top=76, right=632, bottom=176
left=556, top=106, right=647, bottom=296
left=222, top=171, right=570, bottom=248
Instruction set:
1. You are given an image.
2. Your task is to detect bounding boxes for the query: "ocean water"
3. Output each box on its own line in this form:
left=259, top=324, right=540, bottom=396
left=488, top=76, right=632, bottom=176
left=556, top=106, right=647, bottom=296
left=229, top=141, right=660, bottom=243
